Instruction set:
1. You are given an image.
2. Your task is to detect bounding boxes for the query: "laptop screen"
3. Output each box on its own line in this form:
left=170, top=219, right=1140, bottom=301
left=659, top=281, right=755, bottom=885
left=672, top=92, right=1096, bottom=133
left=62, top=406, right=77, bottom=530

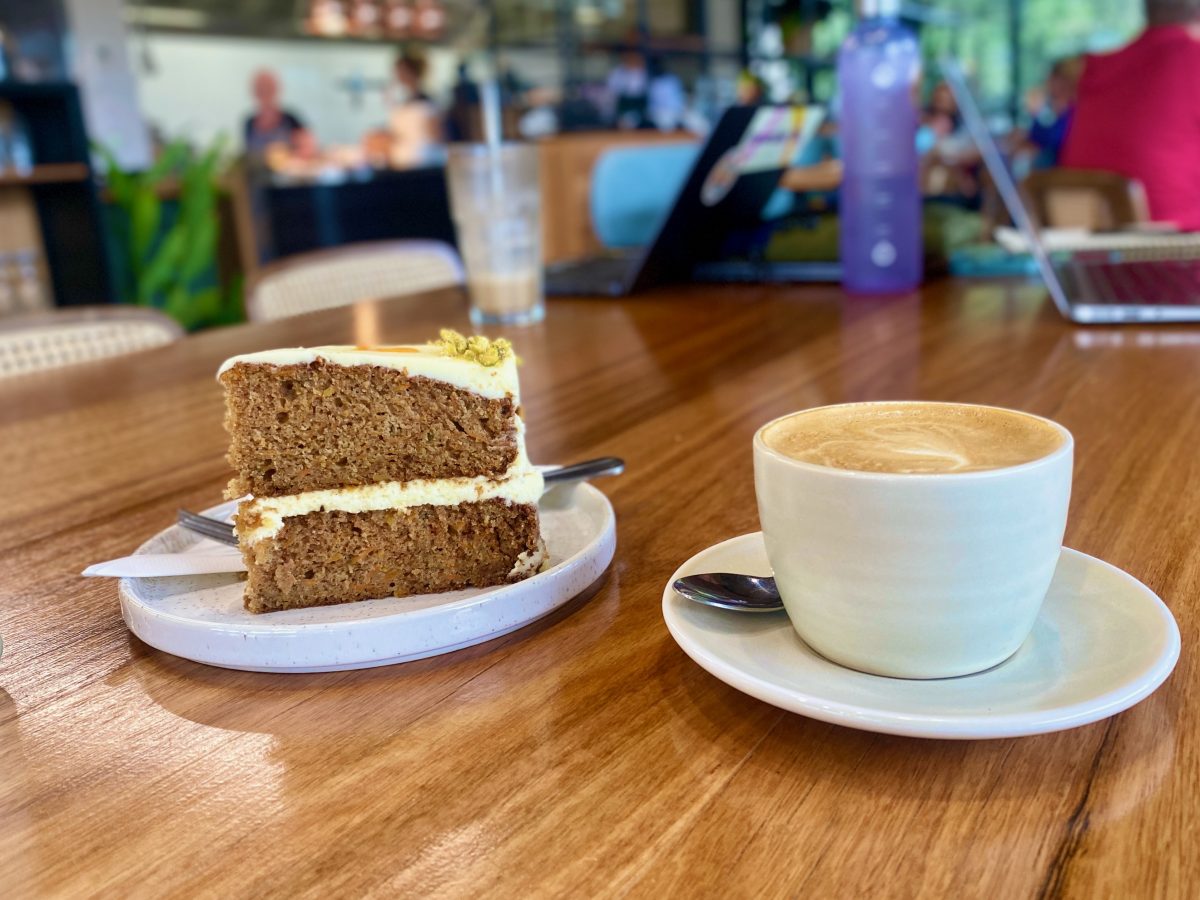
left=631, top=104, right=824, bottom=292
left=941, top=59, right=1074, bottom=317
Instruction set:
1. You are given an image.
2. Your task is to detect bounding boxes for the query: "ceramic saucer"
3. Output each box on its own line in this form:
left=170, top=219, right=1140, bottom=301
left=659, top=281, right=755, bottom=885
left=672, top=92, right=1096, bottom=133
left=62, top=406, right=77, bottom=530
left=663, top=533, right=1179, bottom=739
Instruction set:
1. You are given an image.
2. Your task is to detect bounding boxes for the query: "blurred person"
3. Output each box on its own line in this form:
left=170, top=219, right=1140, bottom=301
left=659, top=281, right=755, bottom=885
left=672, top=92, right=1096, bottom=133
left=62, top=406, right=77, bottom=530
left=918, top=81, right=980, bottom=201
left=647, top=56, right=686, bottom=130
left=388, top=49, right=443, bottom=167
left=736, top=70, right=766, bottom=105
left=1062, top=0, right=1200, bottom=229
left=451, top=62, right=479, bottom=105
left=606, top=50, right=649, bottom=128
left=497, top=59, right=528, bottom=104
left=446, top=62, right=479, bottom=142
left=1022, top=58, right=1081, bottom=169
left=244, top=69, right=307, bottom=157
left=922, top=81, right=961, bottom=142
left=497, top=59, right=532, bottom=137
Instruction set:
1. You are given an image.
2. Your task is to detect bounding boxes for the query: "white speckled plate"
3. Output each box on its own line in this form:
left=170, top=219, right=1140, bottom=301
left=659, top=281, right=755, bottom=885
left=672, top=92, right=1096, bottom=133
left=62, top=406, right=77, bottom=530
left=663, top=533, right=1180, bottom=739
left=120, top=484, right=615, bottom=672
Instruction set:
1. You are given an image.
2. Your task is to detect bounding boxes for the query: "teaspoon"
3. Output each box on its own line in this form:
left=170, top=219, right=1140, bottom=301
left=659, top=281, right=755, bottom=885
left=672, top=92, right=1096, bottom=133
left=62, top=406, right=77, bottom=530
left=672, top=573, right=784, bottom=612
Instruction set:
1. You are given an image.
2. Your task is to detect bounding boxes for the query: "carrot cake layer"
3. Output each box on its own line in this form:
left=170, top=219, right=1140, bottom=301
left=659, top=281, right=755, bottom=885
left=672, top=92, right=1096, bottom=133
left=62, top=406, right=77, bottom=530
left=219, top=331, right=545, bottom=613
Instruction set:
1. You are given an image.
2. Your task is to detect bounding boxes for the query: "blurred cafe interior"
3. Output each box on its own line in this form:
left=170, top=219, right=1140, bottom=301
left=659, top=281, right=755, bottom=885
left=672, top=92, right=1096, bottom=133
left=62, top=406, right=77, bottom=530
left=0, top=0, right=1152, bottom=329
left=3, top=0, right=1200, bottom=896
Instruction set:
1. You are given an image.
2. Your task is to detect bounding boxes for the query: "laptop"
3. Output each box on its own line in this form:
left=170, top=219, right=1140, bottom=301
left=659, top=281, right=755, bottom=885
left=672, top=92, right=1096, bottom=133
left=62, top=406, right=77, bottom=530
left=544, top=105, right=825, bottom=297
left=944, top=59, right=1200, bottom=324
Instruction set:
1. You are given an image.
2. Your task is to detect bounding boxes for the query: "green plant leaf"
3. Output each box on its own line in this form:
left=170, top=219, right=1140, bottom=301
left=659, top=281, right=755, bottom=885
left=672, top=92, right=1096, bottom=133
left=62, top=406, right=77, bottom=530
left=104, top=134, right=233, bottom=324
left=180, top=178, right=214, bottom=237
left=198, top=134, right=227, bottom=173
left=129, top=187, right=162, bottom=270
left=163, top=284, right=195, bottom=328
left=178, top=212, right=217, bottom=284
left=192, top=286, right=223, bottom=323
left=146, top=139, right=190, bottom=185
left=165, top=285, right=222, bottom=331
left=138, top=224, right=186, bottom=305
left=179, top=144, right=219, bottom=233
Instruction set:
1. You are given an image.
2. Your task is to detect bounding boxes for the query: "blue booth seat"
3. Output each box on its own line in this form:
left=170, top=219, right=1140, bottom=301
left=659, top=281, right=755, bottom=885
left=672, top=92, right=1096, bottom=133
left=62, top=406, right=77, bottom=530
left=589, top=142, right=700, bottom=248
left=589, top=135, right=823, bottom=249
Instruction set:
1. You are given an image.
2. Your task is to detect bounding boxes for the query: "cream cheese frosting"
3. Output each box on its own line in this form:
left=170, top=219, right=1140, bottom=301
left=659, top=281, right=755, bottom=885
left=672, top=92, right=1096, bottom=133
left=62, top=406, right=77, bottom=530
left=239, top=466, right=544, bottom=544
left=508, top=540, right=548, bottom=580
left=217, top=344, right=521, bottom=401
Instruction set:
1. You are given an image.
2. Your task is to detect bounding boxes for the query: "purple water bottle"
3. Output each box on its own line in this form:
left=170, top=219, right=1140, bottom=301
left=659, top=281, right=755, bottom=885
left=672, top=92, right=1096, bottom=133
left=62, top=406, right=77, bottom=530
left=838, top=0, right=922, bottom=294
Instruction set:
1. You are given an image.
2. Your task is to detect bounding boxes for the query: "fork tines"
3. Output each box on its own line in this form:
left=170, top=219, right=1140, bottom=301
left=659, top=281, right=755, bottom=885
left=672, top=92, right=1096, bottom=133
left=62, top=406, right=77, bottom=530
left=176, top=509, right=239, bottom=546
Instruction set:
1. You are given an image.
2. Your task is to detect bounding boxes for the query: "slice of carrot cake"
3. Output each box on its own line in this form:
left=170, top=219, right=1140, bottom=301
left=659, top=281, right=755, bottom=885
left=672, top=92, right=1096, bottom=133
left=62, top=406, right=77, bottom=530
left=218, top=331, right=545, bottom=613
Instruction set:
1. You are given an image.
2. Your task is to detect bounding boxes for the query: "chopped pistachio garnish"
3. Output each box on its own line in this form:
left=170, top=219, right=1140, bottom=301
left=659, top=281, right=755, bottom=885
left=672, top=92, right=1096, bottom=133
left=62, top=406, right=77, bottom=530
left=433, top=329, right=515, bottom=366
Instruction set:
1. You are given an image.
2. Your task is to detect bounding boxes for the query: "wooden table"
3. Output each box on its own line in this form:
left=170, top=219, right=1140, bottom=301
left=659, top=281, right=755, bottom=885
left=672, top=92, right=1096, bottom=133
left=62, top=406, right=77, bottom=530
left=1, top=281, right=1195, bottom=897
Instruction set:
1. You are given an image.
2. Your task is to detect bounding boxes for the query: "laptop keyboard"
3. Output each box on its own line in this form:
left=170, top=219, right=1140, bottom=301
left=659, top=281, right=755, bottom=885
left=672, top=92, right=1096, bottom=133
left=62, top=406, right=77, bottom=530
left=1062, top=258, right=1200, bottom=305
left=544, top=254, right=637, bottom=296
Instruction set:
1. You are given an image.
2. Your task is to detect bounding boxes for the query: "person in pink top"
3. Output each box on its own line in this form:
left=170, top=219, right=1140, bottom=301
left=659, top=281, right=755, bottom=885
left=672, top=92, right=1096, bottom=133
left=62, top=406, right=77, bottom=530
left=1061, top=0, right=1200, bottom=230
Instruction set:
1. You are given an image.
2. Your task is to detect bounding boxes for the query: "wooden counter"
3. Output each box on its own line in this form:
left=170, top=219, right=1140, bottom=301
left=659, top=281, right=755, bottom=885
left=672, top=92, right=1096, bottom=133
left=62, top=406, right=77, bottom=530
left=0, top=279, right=1196, bottom=896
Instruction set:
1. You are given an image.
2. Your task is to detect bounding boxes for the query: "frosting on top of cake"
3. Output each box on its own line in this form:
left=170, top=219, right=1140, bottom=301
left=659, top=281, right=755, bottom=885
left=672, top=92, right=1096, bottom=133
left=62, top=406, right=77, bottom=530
left=217, top=342, right=521, bottom=400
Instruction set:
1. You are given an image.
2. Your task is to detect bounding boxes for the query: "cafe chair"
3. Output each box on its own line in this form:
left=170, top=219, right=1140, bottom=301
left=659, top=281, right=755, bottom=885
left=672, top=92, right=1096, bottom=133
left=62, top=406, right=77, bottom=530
left=0, top=306, right=183, bottom=379
left=246, top=240, right=465, bottom=322
left=1020, top=168, right=1150, bottom=231
left=590, top=143, right=699, bottom=248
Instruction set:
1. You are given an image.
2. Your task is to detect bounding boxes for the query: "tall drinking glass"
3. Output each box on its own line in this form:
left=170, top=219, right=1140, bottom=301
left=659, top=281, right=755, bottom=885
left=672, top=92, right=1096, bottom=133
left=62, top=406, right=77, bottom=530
left=445, top=143, right=544, bottom=327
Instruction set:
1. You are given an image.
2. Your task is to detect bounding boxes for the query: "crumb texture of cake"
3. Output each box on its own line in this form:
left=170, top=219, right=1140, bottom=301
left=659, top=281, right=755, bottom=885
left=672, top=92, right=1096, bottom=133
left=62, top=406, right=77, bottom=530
left=241, top=499, right=543, bottom=613
left=221, top=359, right=519, bottom=498
left=219, top=336, right=546, bottom=614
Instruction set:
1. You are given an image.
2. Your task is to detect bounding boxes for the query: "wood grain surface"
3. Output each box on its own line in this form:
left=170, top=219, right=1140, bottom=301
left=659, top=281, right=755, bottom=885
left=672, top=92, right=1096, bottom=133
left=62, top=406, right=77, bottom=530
left=1, top=282, right=1196, bottom=898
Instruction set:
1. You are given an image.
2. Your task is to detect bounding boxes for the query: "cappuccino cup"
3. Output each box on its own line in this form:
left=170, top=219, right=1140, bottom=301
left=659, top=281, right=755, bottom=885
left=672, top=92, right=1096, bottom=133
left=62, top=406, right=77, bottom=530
left=753, top=401, right=1073, bottom=679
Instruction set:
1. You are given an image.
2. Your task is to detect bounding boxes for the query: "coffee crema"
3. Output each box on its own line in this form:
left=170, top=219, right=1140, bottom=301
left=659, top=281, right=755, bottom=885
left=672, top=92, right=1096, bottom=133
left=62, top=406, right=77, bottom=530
left=761, top=402, right=1065, bottom=474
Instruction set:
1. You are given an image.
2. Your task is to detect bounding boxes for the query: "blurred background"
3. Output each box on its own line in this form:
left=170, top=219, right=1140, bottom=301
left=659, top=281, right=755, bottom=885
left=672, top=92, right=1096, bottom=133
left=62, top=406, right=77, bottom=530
left=0, top=0, right=1149, bottom=332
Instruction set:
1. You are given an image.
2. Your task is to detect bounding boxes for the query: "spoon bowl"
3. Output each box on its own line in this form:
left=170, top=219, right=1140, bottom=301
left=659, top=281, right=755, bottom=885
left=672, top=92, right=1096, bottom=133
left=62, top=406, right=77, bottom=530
left=672, top=573, right=783, bottom=612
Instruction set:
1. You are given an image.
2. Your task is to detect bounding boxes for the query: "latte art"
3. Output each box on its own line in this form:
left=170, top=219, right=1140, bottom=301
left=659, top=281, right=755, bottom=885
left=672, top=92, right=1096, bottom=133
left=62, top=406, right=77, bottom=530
left=762, top=403, right=1065, bottom=474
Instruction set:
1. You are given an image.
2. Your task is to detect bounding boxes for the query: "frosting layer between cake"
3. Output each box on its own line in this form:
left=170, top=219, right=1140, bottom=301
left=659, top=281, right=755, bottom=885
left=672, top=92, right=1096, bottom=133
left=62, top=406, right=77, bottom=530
left=238, top=467, right=544, bottom=544
left=217, top=344, right=520, bottom=401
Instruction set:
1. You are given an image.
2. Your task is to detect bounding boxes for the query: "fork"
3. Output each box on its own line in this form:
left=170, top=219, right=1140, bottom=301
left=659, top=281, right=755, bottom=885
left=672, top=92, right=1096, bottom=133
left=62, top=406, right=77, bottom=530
left=176, top=456, right=625, bottom=546
left=176, top=508, right=239, bottom=546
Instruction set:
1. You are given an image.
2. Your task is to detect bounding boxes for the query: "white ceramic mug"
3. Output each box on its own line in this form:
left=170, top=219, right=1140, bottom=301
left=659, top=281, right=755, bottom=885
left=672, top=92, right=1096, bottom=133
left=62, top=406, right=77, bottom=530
left=753, top=402, right=1073, bottom=679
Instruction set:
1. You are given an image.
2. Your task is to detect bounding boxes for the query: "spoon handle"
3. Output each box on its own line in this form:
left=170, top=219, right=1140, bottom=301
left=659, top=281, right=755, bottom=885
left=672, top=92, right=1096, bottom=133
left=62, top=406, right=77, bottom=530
left=542, top=457, right=625, bottom=486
